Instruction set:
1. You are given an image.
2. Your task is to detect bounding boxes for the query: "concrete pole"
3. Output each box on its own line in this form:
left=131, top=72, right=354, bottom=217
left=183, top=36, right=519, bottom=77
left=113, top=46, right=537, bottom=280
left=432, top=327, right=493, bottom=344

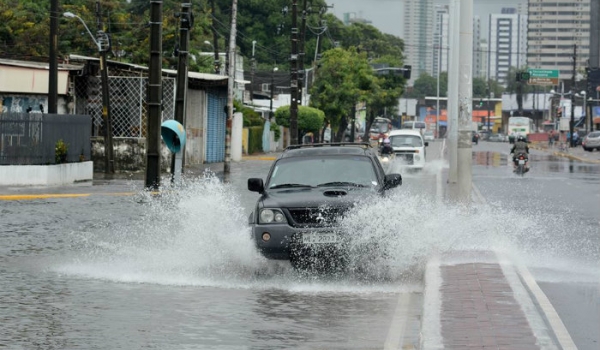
left=224, top=0, right=238, bottom=174
left=48, top=0, right=58, bottom=114
left=172, top=3, right=191, bottom=179
left=145, top=0, right=163, bottom=189
left=457, top=0, right=473, bottom=203
left=447, top=0, right=460, bottom=184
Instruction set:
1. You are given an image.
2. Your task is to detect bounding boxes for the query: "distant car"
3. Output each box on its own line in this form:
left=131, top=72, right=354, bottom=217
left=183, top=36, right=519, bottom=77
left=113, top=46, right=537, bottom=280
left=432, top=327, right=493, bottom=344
left=423, top=130, right=435, bottom=141
left=488, top=133, right=507, bottom=142
left=582, top=131, right=600, bottom=151
left=387, top=129, right=428, bottom=169
left=247, top=143, right=402, bottom=268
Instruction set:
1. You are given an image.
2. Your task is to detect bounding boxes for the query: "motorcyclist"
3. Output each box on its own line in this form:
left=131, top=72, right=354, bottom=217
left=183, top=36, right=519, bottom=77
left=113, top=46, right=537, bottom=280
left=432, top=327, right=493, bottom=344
left=380, top=138, right=394, bottom=156
left=510, top=135, right=530, bottom=172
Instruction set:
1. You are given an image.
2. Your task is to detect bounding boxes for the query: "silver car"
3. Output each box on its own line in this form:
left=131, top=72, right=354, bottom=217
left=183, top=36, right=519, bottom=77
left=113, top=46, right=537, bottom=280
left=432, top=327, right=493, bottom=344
left=582, top=131, right=600, bottom=151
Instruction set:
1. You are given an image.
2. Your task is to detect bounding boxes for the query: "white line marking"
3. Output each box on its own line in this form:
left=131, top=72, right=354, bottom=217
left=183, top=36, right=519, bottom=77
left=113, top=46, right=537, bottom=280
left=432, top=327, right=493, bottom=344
left=498, top=254, right=561, bottom=350
left=383, top=293, right=411, bottom=350
left=517, top=264, right=579, bottom=350
left=476, top=186, right=577, bottom=349
left=420, top=255, right=443, bottom=350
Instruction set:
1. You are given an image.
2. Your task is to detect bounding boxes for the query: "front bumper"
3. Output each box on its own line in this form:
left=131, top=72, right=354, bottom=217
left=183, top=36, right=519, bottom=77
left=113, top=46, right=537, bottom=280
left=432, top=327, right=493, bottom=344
left=251, top=224, right=343, bottom=260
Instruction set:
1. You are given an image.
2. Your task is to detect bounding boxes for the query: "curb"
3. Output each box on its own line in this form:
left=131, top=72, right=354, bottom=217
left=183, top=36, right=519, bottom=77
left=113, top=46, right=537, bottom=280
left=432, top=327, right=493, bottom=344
left=530, top=145, right=600, bottom=164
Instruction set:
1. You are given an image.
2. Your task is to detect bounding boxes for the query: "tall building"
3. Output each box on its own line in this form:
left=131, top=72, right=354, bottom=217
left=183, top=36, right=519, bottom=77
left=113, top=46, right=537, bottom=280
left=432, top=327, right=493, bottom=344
left=433, top=5, right=449, bottom=78
left=473, top=16, right=483, bottom=78
left=527, top=0, right=590, bottom=81
left=479, top=40, right=489, bottom=80
left=488, top=9, right=528, bottom=85
left=433, top=9, right=483, bottom=80
left=404, top=0, right=434, bottom=84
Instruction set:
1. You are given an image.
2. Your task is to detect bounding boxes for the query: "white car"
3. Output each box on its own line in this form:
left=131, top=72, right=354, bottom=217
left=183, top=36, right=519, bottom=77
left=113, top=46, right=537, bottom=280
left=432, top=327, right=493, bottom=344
left=423, top=130, right=435, bottom=141
left=387, top=129, right=428, bottom=169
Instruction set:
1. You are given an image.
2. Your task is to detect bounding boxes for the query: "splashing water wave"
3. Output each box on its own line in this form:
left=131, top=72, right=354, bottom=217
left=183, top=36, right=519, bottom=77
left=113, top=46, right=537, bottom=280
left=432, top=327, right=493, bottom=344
left=56, top=169, right=599, bottom=289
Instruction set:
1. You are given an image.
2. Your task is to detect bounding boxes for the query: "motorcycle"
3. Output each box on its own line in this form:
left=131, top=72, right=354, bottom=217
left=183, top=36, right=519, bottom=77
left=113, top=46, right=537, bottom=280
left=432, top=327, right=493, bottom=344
left=378, top=152, right=395, bottom=163
left=513, top=153, right=529, bottom=176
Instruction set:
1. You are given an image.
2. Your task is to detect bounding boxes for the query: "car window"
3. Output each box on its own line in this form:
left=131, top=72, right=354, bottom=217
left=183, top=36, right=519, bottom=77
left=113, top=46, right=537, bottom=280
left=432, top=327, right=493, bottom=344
left=267, top=156, right=379, bottom=188
left=588, top=132, right=600, bottom=137
left=390, top=135, right=423, bottom=147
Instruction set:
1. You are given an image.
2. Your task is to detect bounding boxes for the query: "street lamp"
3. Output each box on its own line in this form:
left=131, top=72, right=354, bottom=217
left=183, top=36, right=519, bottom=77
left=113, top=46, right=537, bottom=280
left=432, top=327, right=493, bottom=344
left=64, top=11, right=114, bottom=174
left=269, top=67, right=278, bottom=119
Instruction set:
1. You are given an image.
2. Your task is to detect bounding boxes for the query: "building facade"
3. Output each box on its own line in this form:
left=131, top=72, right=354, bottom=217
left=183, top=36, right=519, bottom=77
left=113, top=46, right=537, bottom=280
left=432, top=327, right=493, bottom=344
left=527, top=0, right=590, bottom=80
left=404, top=0, right=434, bottom=84
left=488, top=8, right=528, bottom=85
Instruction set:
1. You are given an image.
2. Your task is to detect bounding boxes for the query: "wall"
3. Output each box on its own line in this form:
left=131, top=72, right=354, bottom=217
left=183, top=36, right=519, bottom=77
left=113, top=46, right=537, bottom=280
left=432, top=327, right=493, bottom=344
left=92, top=138, right=171, bottom=173
left=0, top=161, right=93, bottom=186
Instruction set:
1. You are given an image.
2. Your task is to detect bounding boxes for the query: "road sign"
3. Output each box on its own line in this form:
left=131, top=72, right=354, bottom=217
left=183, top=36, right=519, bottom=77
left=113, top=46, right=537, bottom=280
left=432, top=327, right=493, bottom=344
left=527, top=69, right=559, bottom=86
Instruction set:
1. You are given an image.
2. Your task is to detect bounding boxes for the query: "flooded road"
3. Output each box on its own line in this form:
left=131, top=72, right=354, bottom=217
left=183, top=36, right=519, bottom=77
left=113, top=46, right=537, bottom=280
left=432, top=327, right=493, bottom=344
left=1, top=140, right=599, bottom=349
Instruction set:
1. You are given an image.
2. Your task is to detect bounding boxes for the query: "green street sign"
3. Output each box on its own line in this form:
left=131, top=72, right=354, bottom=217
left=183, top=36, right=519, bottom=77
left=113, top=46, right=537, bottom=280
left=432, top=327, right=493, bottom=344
left=527, top=69, right=559, bottom=86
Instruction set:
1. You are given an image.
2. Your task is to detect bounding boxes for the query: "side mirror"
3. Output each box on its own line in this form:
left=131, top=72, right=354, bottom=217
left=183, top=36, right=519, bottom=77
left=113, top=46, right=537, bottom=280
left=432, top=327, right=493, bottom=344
left=248, top=178, right=265, bottom=193
left=424, top=141, right=429, bottom=147
left=384, top=173, right=402, bottom=189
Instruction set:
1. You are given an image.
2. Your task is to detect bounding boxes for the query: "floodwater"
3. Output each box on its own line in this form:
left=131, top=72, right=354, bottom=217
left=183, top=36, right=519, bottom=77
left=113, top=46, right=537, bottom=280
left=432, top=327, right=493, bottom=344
left=1, top=143, right=599, bottom=348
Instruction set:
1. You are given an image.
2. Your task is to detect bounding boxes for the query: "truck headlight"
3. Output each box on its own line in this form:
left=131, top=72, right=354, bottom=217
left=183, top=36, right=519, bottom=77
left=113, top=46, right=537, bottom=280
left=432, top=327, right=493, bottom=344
left=259, top=209, right=287, bottom=224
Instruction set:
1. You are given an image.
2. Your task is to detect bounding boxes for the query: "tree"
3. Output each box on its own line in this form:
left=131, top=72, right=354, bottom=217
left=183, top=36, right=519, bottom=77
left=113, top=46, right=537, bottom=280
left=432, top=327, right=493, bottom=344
left=274, top=105, right=324, bottom=136
left=409, top=72, right=437, bottom=98
left=309, top=47, right=375, bottom=141
left=362, top=55, right=406, bottom=141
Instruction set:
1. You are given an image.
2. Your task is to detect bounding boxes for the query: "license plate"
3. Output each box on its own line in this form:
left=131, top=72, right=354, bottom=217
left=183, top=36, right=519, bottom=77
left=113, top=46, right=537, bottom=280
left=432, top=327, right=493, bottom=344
left=302, top=232, right=338, bottom=244
left=518, top=159, right=525, bottom=165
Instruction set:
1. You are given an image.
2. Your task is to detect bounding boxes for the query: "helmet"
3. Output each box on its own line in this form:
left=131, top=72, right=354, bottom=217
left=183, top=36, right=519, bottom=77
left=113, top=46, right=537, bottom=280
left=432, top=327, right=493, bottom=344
left=383, top=138, right=390, bottom=144
left=517, top=135, right=526, bottom=142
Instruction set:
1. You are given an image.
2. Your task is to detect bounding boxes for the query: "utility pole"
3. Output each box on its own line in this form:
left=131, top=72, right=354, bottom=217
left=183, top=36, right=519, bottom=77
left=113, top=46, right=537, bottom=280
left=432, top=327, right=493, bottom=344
left=250, top=40, right=256, bottom=104
left=289, top=0, right=299, bottom=145
left=297, top=0, right=308, bottom=106
left=210, top=0, right=220, bottom=74
left=145, top=0, right=163, bottom=189
left=457, top=0, right=473, bottom=203
left=436, top=41, right=441, bottom=137
left=224, top=0, right=238, bottom=174
left=48, top=0, right=58, bottom=114
left=96, top=0, right=114, bottom=174
left=172, top=3, right=192, bottom=180
left=447, top=0, right=460, bottom=184
left=570, top=44, right=577, bottom=147
left=486, top=86, right=490, bottom=132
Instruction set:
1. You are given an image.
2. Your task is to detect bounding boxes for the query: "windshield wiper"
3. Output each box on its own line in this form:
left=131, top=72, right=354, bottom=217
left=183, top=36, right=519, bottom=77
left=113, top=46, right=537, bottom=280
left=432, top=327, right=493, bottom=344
left=317, top=181, right=366, bottom=188
left=269, top=183, right=314, bottom=189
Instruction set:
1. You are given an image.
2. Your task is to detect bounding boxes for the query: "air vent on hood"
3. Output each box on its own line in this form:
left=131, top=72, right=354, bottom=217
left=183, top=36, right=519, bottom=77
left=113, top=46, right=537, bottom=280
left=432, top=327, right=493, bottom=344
left=323, top=190, right=347, bottom=197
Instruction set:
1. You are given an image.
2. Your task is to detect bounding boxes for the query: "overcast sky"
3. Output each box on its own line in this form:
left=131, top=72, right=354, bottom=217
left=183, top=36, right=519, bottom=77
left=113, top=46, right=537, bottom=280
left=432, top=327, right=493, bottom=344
left=328, top=0, right=526, bottom=40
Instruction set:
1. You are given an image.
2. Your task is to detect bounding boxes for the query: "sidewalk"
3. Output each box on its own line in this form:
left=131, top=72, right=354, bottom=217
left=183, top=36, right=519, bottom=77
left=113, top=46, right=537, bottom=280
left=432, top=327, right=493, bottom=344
left=530, top=141, right=600, bottom=164
left=430, top=178, right=570, bottom=349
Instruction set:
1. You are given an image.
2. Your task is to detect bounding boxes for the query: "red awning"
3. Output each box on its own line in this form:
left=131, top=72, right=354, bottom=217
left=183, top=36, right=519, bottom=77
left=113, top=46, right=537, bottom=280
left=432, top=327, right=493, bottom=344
left=594, top=117, right=600, bottom=124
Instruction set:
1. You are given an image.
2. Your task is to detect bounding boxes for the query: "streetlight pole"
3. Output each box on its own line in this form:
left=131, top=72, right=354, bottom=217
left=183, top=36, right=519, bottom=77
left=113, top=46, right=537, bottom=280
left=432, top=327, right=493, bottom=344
left=436, top=42, right=441, bottom=138
left=269, top=66, right=278, bottom=119
left=63, top=11, right=114, bottom=174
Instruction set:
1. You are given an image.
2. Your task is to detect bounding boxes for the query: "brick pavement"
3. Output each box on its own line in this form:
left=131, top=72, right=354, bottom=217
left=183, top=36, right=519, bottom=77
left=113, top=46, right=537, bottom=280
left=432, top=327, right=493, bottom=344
left=440, top=261, right=542, bottom=350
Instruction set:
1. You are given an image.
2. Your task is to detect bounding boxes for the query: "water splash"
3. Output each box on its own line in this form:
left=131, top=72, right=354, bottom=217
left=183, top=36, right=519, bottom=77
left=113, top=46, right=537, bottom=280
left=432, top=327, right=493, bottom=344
left=56, top=168, right=599, bottom=289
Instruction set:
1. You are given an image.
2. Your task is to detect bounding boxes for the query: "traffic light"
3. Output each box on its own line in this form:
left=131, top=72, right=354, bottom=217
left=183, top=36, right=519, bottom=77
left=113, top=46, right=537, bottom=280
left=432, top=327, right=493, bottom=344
left=478, top=99, right=483, bottom=107
left=516, top=71, right=530, bottom=82
left=403, top=65, right=411, bottom=80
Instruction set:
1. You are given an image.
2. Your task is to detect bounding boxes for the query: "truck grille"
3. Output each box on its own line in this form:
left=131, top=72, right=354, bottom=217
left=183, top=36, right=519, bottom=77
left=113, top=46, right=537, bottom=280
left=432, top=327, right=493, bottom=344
left=287, top=207, right=348, bottom=227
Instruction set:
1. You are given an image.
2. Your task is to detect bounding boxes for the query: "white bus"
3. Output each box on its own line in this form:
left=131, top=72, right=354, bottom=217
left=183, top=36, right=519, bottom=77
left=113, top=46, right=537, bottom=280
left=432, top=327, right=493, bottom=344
left=507, top=116, right=534, bottom=143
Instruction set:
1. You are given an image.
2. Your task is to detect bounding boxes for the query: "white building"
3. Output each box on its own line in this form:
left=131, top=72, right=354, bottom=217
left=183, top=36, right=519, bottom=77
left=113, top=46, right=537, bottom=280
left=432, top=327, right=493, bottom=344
left=433, top=10, right=483, bottom=80
left=404, top=0, right=434, bottom=84
left=488, top=8, right=528, bottom=85
left=527, top=0, right=590, bottom=80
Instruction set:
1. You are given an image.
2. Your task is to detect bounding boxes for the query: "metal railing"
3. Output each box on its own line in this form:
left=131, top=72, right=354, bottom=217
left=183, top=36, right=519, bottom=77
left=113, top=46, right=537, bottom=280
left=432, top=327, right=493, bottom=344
left=0, top=113, right=91, bottom=165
